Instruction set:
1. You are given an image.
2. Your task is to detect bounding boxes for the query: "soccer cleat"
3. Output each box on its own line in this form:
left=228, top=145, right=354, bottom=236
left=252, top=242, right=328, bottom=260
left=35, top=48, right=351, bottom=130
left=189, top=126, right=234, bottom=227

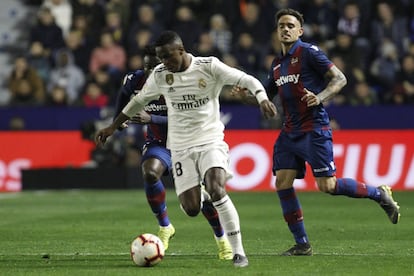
left=232, top=254, right=249, bottom=267
left=281, top=243, right=313, bottom=256
left=215, top=236, right=233, bottom=260
left=157, top=224, right=175, bottom=251
left=378, top=185, right=400, bottom=224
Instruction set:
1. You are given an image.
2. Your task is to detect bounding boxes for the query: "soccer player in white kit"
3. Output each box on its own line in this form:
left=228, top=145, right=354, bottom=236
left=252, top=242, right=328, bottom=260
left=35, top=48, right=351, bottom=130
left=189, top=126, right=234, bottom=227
left=95, top=31, right=277, bottom=267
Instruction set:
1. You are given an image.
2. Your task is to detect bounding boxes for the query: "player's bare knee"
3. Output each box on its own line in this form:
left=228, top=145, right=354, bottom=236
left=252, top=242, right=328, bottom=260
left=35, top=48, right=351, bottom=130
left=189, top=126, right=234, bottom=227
left=316, top=177, right=336, bottom=193
left=205, top=186, right=226, bottom=202
left=180, top=203, right=200, bottom=217
left=275, top=180, right=293, bottom=191
left=143, top=170, right=159, bottom=184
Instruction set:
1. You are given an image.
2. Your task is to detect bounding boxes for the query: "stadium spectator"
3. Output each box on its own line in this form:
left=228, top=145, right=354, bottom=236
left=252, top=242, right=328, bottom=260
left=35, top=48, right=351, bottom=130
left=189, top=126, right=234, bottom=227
left=328, top=32, right=365, bottom=73
left=105, top=0, right=131, bottom=33
left=47, top=49, right=85, bottom=105
left=127, top=28, right=154, bottom=57
left=208, top=13, right=233, bottom=55
left=41, top=0, right=72, bottom=38
left=193, top=32, right=222, bottom=59
left=88, top=65, right=118, bottom=106
left=409, top=3, right=414, bottom=43
left=127, top=4, right=163, bottom=50
left=26, top=41, right=51, bottom=84
left=29, top=6, right=65, bottom=57
left=263, top=30, right=282, bottom=72
left=81, top=81, right=109, bottom=108
left=129, top=0, right=175, bottom=28
left=336, top=0, right=371, bottom=65
left=125, top=53, right=143, bottom=72
left=8, top=116, right=26, bottom=131
left=370, top=1, right=409, bottom=58
left=388, top=54, right=414, bottom=104
left=102, top=10, right=125, bottom=46
left=71, top=0, right=106, bottom=47
left=171, top=5, right=202, bottom=53
left=327, top=55, right=355, bottom=106
left=408, top=41, right=414, bottom=57
left=7, top=56, right=45, bottom=106
left=205, top=0, right=242, bottom=29
left=301, top=0, right=337, bottom=44
left=89, top=31, right=126, bottom=84
left=6, top=0, right=414, bottom=115
left=233, top=2, right=272, bottom=49
left=46, top=85, right=69, bottom=106
left=348, top=81, right=379, bottom=106
left=369, top=39, right=400, bottom=101
left=231, top=32, right=263, bottom=79
left=64, top=29, right=93, bottom=74
left=259, top=8, right=400, bottom=257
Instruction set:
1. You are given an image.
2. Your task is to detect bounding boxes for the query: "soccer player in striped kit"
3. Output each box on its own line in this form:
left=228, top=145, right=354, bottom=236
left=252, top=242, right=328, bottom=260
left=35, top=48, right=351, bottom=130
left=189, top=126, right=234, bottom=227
left=113, top=45, right=232, bottom=260
left=266, top=8, right=400, bottom=256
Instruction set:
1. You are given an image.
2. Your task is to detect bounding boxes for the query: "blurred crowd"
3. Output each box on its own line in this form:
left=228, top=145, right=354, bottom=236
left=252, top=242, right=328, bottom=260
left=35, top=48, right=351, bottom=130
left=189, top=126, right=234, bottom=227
left=5, top=0, right=414, bottom=109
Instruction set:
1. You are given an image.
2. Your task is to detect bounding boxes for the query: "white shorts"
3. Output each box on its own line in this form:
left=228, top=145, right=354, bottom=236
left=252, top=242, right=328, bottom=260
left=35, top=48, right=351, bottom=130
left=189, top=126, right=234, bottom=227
left=171, top=141, right=233, bottom=196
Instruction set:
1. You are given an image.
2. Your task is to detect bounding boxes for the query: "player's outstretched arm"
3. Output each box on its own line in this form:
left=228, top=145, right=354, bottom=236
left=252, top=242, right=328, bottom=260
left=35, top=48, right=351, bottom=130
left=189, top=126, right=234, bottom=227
left=230, top=85, right=258, bottom=105
left=230, top=85, right=277, bottom=118
left=259, top=99, right=277, bottom=119
left=94, top=112, right=130, bottom=147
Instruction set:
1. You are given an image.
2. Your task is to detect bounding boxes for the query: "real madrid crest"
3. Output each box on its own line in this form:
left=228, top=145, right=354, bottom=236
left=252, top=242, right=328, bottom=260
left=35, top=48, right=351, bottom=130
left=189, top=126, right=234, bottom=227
left=166, top=74, right=174, bottom=85
left=198, top=78, right=207, bottom=89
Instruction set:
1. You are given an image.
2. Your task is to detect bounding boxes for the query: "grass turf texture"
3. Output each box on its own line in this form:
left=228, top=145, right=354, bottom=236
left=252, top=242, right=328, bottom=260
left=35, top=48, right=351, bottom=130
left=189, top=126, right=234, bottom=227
left=0, top=190, right=413, bottom=276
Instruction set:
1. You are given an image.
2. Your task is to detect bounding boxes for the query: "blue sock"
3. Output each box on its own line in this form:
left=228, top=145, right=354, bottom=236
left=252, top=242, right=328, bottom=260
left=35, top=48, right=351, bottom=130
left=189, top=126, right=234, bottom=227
left=201, top=200, right=224, bottom=237
left=145, top=180, right=170, bottom=227
left=277, top=188, right=309, bottom=244
left=332, top=178, right=381, bottom=201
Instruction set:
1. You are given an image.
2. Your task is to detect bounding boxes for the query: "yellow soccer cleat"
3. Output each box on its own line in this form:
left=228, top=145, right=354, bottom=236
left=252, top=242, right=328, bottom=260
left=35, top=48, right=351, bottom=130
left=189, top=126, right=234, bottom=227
left=158, top=224, right=175, bottom=251
left=281, top=243, right=313, bottom=256
left=215, top=236, right=233, bottom=260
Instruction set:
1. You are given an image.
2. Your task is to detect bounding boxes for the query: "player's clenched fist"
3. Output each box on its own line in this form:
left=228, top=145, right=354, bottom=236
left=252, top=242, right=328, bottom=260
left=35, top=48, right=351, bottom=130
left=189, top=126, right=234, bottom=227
left=94, top=126, right=116, bottom=147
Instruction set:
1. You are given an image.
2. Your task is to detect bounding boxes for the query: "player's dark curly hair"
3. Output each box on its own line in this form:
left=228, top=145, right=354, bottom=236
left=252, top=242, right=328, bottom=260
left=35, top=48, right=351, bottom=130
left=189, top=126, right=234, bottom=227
left=275, top=8, right=304, bottom=26
left=154, top=30, right=183, bottom=47
left=143, top=44, right=156, bottom=57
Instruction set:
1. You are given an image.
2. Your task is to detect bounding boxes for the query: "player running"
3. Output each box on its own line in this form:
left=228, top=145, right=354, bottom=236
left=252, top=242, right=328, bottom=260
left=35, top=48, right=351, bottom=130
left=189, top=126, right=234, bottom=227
left=114, top=45, right=232, bottom=260
left=264, top=8, right=400, bottom=256
left=95, top=31, right=277, bottom=267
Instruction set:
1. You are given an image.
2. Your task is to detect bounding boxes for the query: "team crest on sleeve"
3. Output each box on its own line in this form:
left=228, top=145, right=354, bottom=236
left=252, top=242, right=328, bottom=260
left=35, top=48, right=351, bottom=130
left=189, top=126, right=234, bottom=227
left=166, top=74, right=174, bottom=85
left=310, top=45, right=319, bottom=51
left=122, top=74, right=132, bottom=85
left=198, top=78, right=207, bottom=89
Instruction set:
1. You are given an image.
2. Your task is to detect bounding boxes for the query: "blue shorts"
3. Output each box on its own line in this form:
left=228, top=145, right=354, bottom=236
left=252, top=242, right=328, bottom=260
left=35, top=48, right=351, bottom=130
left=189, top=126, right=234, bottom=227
left=272, top=129, right=336, bottom=178
left=142, top=142, right=172, bottom=175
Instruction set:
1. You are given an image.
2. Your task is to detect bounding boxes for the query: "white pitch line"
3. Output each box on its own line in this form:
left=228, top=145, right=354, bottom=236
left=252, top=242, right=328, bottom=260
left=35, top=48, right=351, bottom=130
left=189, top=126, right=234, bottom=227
left=0, top=252, right=413, bottom=257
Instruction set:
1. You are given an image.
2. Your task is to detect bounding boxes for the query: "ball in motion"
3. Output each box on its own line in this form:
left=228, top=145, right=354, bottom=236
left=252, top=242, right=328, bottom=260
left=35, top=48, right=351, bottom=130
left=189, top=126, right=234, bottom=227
left=130, top=233, right=165, bottom=267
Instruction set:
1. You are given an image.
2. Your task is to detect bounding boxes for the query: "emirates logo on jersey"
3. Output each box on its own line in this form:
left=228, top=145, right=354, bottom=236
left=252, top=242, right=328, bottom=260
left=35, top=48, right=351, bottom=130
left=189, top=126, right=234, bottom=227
left=166, top=74, right=174, bottom=85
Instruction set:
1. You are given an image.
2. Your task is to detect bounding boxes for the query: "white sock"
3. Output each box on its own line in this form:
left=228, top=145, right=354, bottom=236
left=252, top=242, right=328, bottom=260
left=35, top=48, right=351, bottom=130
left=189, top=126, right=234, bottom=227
left=212, top=195, right=246, bottom=256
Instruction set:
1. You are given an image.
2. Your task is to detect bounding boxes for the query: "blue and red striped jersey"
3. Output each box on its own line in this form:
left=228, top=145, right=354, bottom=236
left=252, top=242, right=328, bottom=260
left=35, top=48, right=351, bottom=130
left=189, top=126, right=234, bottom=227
left=265, top=39, right=334, bottom=132
left=114, top=70, right=167, bottom=145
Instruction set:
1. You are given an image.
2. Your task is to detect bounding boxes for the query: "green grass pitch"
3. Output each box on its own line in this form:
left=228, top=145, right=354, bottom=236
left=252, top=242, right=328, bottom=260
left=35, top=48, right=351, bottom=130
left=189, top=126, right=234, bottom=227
left=1, top=190, right=413, bottom=276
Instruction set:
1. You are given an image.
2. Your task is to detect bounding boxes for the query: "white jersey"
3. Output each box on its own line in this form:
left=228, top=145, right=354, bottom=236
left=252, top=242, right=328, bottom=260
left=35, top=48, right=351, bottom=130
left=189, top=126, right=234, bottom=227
left=122, top=54, right=267, bottom=151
